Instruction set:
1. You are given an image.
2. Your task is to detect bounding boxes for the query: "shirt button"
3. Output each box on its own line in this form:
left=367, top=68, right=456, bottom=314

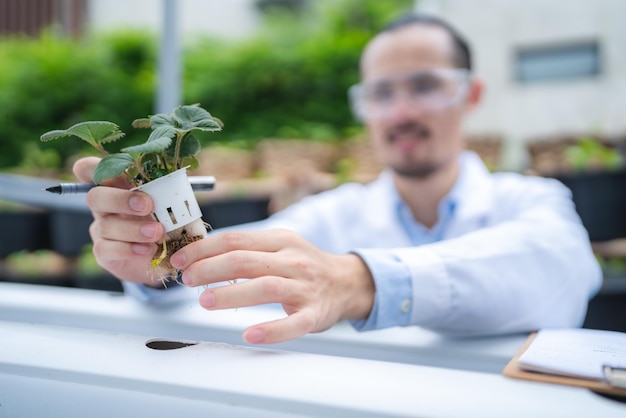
left=400, top=299, right=412, bottom=313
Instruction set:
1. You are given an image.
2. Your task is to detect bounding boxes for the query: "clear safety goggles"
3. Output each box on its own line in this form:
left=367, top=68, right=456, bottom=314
left=348, top=68, right=471, bottom=121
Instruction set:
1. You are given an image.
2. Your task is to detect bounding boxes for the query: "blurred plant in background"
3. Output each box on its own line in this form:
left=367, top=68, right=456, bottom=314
left=564, top=136, right=624, bottom=172
left=0, top=29, right=156, bottom=171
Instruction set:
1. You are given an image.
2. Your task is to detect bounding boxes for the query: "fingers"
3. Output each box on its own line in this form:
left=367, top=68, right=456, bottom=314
left=73, top=156, right=133, bottom=189
left=73, top=156, right=100, bottom=183
left=171, top=229, right=298, bottom=270
left=93, top=238, right=156, bottom=264
left=91, top=238, right=162, bottom=286
left=90, top=216, right=163, bottom=244
left=72, top=157, right=163, bottom=285
left=243, top=311, right=317, bottom=344
left=200, top=278, right=317, bottom=344
left=180, top=250, right=278, bottom=287
left=199, top=276, right=297, bottom=309
left=76, top=157, right=155, bottom=220
left=198, top=278, right=321, bottom=344
left=86, top=187, right=154, bottom=217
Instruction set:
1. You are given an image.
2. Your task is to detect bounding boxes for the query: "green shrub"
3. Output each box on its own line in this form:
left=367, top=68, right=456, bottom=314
left=0, top=30, right=155, bottom=169
left=565, top=136, right=624, bottom=172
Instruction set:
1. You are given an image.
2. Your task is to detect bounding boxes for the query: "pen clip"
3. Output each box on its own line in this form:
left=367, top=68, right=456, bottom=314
left=603, top=365, right=626, bottom=389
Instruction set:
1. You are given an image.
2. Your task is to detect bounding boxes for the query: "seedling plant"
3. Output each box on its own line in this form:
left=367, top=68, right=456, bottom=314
left=41, top=104, right=223, bottom=283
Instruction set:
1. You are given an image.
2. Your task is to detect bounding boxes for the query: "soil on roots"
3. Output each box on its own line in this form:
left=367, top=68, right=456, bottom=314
left=154, top=230, right=205, bottom=276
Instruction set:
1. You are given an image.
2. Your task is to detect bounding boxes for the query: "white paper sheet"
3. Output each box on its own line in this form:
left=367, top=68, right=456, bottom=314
left=518, top=328, right=626, bottom=380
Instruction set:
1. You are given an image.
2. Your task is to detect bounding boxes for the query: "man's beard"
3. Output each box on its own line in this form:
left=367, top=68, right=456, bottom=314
left=392, top=161, right=441, bottom=179
left=386, top=121, right=441, bottom=179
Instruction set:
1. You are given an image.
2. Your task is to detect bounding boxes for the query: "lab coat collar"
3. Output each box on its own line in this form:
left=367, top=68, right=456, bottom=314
left=367, top=151, right=495, bottom=238
left=445, top=151, right=496, bottom=235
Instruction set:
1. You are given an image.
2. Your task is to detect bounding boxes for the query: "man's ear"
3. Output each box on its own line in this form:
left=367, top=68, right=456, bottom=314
left=464, top=78, right=483, bottom=113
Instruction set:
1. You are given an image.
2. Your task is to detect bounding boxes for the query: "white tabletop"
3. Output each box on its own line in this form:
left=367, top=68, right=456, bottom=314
left=1, top=320, right=624, bottom=418
left=0, top=282, right=527, bottom=373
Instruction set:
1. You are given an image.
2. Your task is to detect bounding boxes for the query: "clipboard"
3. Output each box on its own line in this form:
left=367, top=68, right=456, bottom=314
left=503, top=332, right=626, bottom=397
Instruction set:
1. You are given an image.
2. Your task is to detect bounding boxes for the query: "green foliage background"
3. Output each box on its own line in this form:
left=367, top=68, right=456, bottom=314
left=0, top=0, right=413, bottom=171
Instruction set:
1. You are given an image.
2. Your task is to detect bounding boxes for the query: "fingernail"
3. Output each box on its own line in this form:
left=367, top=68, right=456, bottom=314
left=245, top=328, right=265, bottom=344
left=181, top=270, right=193, bottom=286
left=129, top=195, right=148, bottom=212
left=131, top=243, right=152, bottom=255
left=170, top=251, right=186, bottom=268
left=200, top=291, right=215, bottom=309
left=140, top=223, right=159, bottom=239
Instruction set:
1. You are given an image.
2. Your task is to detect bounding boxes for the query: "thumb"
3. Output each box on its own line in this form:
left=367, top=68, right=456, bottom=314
left=72, top=156, right=132, bottom=189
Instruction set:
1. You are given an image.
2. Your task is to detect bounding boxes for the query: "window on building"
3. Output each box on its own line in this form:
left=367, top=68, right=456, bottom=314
left=515, top=41, right=601, bottom=83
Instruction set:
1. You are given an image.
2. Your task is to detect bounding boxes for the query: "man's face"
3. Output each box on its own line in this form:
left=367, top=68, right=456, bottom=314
left=357, top=25, right=475, bottom=179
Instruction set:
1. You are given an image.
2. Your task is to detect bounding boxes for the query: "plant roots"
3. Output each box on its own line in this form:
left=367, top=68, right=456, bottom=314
left=151, top=220, right=211, bottom=286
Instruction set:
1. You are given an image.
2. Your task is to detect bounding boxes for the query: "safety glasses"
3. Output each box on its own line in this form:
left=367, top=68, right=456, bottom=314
left=348, top=68, right=471, bottom=120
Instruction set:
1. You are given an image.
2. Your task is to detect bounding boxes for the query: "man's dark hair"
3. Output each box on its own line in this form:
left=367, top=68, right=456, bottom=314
left=381, top=12, right=472, bottom=71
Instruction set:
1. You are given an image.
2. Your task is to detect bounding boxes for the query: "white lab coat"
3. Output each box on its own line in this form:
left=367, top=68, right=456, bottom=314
left=128, top=152, right=602, bottom=336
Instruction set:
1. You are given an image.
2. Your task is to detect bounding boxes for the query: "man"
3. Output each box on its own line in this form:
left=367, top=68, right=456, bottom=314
left=74, top=13, right=601, bottom=345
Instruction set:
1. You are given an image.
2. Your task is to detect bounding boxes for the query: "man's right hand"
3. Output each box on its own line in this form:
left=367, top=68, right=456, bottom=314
left=73, top=157, right=166, bottom=286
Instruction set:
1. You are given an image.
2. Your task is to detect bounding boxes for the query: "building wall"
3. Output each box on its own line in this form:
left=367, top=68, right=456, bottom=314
left=86, top=0, right=261, bottom=40
left=417, top=0, right=626, bottom=169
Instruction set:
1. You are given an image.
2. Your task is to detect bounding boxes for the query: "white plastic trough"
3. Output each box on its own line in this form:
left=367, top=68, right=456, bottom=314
left=1, top=320, right=625, bottom=417
left=0, top=282, right=527, bottom=374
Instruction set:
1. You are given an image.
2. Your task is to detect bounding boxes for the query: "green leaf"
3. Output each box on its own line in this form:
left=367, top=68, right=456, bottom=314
left=150, top=113, right=176, bottom=128
left=181, top=156, right=199, bottom=170
left=139, top=153, right=159, bottom=170
left=179, top=135, right=201, bottom=157
left=40, top=129, right=73, bottom=142
left=94, top=153, right=134, bottom=184
left=147, top=126, right=176, bottom=143
left=173, top=105, right=222, bottom=132
left=211, top=116, right=225, bottom=128
left=132, top=118, right=152, bottom=129
left=40, top=121, right=124, bottom=148
left=121, top=136, right=172, bottom=155
left=166, top=134, right=201, bottom=158
left=145, top=166, right=170, bottom=181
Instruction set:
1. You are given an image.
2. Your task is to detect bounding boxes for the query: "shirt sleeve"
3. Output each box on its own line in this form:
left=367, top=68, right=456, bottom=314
left=391, top=197, right=602, bottom=336
left=349, top=249, right=413, bottom=331
left=354, top=177, right=602, bottom=336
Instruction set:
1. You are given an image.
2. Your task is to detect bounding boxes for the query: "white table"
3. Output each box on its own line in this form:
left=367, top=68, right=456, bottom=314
left=1, top=320, right=625, bottom=418
left=0, top=282, right=526, bottom=373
